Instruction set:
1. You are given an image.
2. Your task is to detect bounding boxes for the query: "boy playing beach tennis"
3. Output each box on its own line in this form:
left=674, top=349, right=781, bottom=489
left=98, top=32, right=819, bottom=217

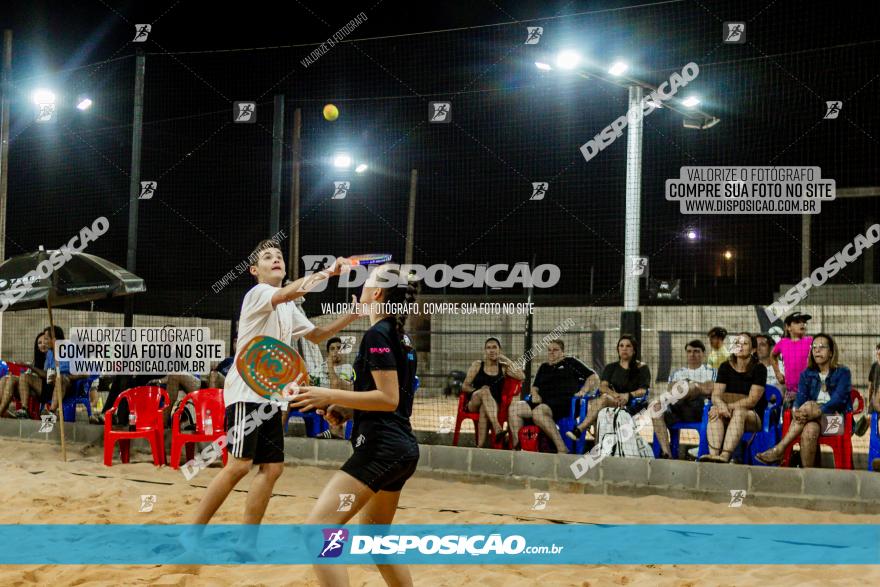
left=188, top=239, right=362, bottom=534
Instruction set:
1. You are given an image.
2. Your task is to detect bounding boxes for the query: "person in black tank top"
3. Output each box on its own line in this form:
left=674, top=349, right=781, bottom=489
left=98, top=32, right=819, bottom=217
left=292, top=265, right=419, bottom=587
left=462, top=337, right=525, bottom=447
left=699, top=332, right=767, bottom=464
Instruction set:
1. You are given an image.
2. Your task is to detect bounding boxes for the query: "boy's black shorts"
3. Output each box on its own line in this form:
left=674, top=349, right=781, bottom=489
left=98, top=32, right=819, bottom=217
left=225, top=402, right=284, bottom=464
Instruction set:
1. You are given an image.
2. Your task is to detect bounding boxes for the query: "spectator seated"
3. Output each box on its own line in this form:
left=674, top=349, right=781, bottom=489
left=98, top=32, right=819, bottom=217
left=453, top=377, right=521, bottom=448
left=780, top=388, right=863, bottom=469
left=518, top=395, right=585, bottom=453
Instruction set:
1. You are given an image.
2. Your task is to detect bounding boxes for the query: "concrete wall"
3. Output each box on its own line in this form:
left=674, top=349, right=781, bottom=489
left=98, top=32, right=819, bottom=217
left=287, top=437, right=880, bottom=514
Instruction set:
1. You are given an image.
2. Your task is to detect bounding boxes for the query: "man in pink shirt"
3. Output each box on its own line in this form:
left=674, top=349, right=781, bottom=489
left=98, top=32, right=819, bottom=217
left=772, top=312, right=813, bottom=406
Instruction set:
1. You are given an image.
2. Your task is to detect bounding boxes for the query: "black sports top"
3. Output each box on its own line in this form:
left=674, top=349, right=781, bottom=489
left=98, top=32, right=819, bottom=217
left=351, top=317, right=419, bottom=459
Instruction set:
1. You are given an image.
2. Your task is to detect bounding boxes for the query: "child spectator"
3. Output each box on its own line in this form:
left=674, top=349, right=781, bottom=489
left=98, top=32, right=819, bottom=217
left=772, top=312, right=813, bottom=408
left=706, top=327, right=728, bottom=369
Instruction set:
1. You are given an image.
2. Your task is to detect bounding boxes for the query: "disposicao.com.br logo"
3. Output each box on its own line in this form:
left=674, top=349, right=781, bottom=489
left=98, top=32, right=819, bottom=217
left=318, top=529, right=563, bottom=557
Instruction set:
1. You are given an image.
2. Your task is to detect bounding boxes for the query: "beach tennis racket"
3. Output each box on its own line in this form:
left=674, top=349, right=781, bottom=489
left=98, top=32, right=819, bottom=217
left=236, top=335, right=309, bottom=400
left=347, top=253, right=392, bottom=266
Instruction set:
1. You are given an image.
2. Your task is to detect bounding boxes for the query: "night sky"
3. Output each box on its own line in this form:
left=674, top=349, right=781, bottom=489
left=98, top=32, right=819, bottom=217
left=2, top=0, right=878, bottom=321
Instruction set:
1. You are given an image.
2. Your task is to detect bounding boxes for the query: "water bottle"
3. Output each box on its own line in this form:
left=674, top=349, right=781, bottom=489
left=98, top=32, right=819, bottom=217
left=128, top=412, right=137, bottom=432
left=205, top=409, right=213, bottom=435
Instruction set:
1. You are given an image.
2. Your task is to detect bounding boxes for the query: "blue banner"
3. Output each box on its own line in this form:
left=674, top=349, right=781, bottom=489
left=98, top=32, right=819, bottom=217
left=0, top=524, right=877, bottom=565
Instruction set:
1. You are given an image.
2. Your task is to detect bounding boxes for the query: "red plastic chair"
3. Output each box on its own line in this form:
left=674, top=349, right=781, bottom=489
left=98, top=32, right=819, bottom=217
left=103, top=386, right=169, bottom=467
left=782, top=388, right=863, bottom=469
left=7, top=361, right=43, bottom=419
left=170, top=388, right=227, bottom=469
left=6, top=361, right=27, bottom=376
left=452, top=377, right=522, bottom=448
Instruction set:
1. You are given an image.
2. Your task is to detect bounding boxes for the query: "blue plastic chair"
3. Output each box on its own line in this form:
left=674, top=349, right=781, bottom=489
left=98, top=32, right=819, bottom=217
left=652, top=400, right=711, bottom=459
left=738, top=385, right=783, bottom=465
left=557, top=396, right=587, bottom=453
left=657, top=385, right=782, bottom=463
left=572, top=390, right=650, bottom=455
left=61, top=375, right=99, bottom=422
left=868, top=412, right=880, bottom=471
left=516, top=393, right=586, bottom=453
left=284, top=409, right=353, bottom=439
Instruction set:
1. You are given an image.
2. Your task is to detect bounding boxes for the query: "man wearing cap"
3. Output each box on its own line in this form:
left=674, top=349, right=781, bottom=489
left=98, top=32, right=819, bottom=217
left=772, top=312, right=813, bottom=407
left=706, top=327, right=728, bottom=370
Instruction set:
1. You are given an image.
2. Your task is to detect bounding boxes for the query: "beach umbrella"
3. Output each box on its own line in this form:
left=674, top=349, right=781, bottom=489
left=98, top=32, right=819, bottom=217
left=0, top=247, right=146, bottom=461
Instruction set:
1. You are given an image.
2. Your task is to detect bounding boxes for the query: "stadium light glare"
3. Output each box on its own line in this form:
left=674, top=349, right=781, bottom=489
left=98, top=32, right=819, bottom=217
left=723, top=250, right=733, bottom=260
left=76, top=97, right=93, bottom=111
left=355, top=163, right=368, bottom=173
left=686, top=229, right=698, bottom=240
left=534, top=61, right=552, bottom=71
left=608, top=61, right=628, bottom=76
left=333, top=153, right=352, bottom=169
left=682, top=96, right=701, bottom=108
left=32, top=89, right=56, bottom=105
left=555, top=50, right=581, bottom=70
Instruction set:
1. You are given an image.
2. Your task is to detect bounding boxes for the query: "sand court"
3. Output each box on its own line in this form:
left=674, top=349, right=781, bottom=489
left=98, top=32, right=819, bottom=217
left=1, top=438, right=878, bottom=586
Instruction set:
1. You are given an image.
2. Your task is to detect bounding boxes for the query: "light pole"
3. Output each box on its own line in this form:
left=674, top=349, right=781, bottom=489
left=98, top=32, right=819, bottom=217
left=535, top=50, right=719, bottom=351
left=124, top=49, right=145, bottom=328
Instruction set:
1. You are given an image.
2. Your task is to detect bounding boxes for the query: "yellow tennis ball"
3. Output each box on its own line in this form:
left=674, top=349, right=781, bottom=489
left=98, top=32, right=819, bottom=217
left=323, top=104, right=339, bottom=121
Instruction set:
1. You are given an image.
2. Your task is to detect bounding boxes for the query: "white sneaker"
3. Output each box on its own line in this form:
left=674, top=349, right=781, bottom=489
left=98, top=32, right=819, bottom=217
left=687, top=447, right=699, bottom=459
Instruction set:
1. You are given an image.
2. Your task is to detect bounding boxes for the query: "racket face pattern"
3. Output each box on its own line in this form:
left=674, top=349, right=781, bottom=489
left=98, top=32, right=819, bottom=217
left=348, top=253, right=392, bottom=266
left=236, top=335, right=308, bottom=400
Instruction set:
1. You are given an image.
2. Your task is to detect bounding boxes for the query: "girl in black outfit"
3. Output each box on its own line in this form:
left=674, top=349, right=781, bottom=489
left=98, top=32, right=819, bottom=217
left=699, top=332, right=767, bottom=464
left=462, top=337, right=524, bottom=447
left=293, top=266, right=419, bottom=587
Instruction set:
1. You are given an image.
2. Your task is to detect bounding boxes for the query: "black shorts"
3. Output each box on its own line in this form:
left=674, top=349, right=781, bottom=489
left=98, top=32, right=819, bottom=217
left=225, top=402, right=284, bottom=464
left=663, top=397, right=706, bottom=426
left=341, top=450, right=419, bottom=493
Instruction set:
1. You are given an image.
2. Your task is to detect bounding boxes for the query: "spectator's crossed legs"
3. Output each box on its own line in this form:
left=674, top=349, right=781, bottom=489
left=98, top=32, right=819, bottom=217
left=466, top=388, right=504, bottom=447
left=756, top=400, right=823, bottom=466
